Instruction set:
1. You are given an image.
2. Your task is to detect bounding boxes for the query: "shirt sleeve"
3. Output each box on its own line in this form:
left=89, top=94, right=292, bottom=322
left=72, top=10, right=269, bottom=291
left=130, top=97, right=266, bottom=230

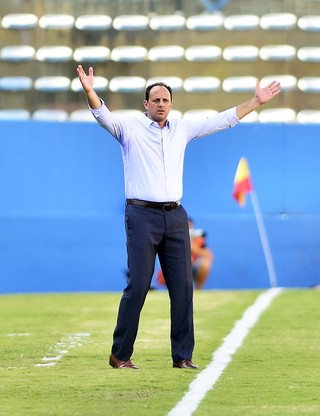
left=185, top=106, right=239, bottom=142
left=89, top=99, right=125, bottom=143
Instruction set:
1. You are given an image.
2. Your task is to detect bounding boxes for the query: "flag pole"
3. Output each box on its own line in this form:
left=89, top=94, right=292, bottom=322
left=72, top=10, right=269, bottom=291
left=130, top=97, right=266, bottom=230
left=249, top=190, right=278, bottom=288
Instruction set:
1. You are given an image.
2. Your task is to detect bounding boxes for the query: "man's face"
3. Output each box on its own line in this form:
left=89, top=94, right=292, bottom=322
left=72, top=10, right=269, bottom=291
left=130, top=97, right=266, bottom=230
left=143, top=85, right=172, bottom=125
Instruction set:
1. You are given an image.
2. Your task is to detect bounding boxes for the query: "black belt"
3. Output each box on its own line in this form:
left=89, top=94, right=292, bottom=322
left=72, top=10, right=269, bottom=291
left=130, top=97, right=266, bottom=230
left=126, top=199, right=180, bottom=211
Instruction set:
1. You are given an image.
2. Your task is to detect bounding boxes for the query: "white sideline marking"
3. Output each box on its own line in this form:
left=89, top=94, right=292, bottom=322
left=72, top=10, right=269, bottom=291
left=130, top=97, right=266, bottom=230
left=35, top=333, right=90, bottom=367
left=167, top=288, right=284, bottom=416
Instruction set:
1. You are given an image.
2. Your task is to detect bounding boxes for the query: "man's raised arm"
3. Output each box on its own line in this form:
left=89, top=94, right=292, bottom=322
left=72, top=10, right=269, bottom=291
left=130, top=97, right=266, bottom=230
left=76, top=65, right=102, bottom=109
left=236, top=80, right=281, bottom=120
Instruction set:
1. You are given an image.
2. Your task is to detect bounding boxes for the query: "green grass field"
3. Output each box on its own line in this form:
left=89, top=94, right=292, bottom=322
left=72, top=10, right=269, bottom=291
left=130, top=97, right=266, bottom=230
left=0, top=289, right=319, bottom=416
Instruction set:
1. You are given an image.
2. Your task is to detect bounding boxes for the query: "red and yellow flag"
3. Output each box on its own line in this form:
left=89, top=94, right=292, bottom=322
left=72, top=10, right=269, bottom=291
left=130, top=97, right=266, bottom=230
left=232, top=157, right=253, bottom=207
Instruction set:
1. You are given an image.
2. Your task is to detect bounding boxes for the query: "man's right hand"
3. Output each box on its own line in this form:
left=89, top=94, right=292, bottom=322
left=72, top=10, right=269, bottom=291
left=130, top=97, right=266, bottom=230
left=76, top=65, right=101, bottom=109
left=77, top=65, right=94, bottom=93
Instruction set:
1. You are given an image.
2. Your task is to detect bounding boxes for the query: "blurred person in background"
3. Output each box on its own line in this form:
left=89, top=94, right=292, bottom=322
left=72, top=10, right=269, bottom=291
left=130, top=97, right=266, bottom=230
left=188, top=218, right=214, bottom=289
left=157, top=218, right=214, bottom=289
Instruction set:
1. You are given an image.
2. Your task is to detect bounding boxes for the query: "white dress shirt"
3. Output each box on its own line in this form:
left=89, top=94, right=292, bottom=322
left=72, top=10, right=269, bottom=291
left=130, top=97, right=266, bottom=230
left=91, top=101, right=239, bottom=202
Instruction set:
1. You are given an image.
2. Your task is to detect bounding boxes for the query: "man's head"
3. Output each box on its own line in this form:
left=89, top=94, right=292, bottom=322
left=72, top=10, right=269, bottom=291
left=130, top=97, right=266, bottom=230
left=143, top=82, right=173, bottom=126
left=144, top=82, right=173, bottom=102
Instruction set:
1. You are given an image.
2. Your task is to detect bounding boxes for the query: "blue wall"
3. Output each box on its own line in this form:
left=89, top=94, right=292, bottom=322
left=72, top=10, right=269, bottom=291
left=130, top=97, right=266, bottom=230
left=1, top=120, right=319, bottom=293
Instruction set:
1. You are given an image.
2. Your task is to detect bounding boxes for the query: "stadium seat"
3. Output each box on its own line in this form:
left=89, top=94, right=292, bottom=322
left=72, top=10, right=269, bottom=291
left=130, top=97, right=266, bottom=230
left=0, top=45, right=35, bottom=62
left=240, top=111, right=259, bottom=123
left=73, top=46, right=110, bottom=62
left=297, top=77, right=320, bottom=93
left=296, top=109, right=320, bottom=124
left=69, top=109, right=95, bottom=122
left=36, top=46, right=73, bottom=62
left=146, top=77, right=183, bottom=91
left=34, top=76, right=71, bottom=92
left=168, top=110, right=183, bottom=119
left=1, top=13, right=38, bottom=29
left=0, top=76, right=33, bottom=91
left=222, top=76, right=257, bottom=93
left=148, top=46, right=185, bottom=62
left=260, top=75, right=297, bottom=91
left=109, top=76, right=146, bottom=93
left=39, top=14, right=75, bottom=30
left=297, top=47, right=320, bottom=63
left=185, top=45, right=222, bottom=62
left=183, top=77, right=221, bottom=92
left=183, top=109, right=218, bottom=119
left=298, top=15, right=320, bottom=31
left=149, top=14, right=186, bottom=31
left=32, top=109, right=69, bottom=121
left=223, top=45, right=259, bottom=61
left=224, top=14, right=260, bottom=30
left=186, top=14, right=224, bottom=31
left=111, top=46, right=148, bottom=62
left=0, top=109, right=31, bottom=120
left=258, top=108, right=296, bottom=123
left=75, top=15, right=112, bottom=31
left=112, top=15, right=149, bottom=31
left=259, top=45, right=296, bottom=61
left=260, top=13, right=297, bottom=30
left=71, top=76, right=108, bottom=92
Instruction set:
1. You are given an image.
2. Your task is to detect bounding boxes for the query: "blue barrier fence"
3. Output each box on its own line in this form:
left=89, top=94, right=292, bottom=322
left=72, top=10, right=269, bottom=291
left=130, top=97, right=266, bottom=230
left=1, top=120, right=319, bottom=293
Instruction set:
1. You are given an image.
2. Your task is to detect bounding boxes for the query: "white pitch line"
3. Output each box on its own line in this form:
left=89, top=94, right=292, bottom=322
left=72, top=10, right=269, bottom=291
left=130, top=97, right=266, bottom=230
left=167, top=287, right=284, bottom=416
left=35, top=332, right=90, bottom=367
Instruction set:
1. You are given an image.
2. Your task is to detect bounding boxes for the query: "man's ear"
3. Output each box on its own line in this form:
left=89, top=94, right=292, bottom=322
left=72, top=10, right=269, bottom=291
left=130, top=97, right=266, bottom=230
left=143, top=100, right=148, bottom=110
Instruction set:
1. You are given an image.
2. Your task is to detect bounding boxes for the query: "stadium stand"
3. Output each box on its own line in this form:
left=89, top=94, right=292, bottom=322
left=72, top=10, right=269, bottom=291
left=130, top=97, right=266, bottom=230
left=1, top=0, right=320, bottom=120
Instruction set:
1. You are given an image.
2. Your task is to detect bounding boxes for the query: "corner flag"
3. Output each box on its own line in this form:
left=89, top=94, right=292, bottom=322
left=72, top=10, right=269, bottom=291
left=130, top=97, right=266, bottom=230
left=232, top=157, right=253, bottom=207
left=231, top=157, right=278, bottom=288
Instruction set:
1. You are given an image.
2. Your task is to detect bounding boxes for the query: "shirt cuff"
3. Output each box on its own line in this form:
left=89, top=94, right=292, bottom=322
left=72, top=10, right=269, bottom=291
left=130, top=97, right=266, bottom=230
left=226, top=107, right=239, bottom=127
left=89, top=98, right=105, bottom=114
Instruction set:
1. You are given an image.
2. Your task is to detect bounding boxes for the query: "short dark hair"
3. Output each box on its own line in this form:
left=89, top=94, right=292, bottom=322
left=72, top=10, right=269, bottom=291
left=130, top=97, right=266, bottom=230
left=145, top=82, right=173, bottom=101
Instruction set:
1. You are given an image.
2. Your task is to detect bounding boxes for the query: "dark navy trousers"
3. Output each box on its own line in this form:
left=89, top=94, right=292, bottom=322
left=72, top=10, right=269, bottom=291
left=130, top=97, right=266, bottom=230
left=111, top=203, right=195, bottom=363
